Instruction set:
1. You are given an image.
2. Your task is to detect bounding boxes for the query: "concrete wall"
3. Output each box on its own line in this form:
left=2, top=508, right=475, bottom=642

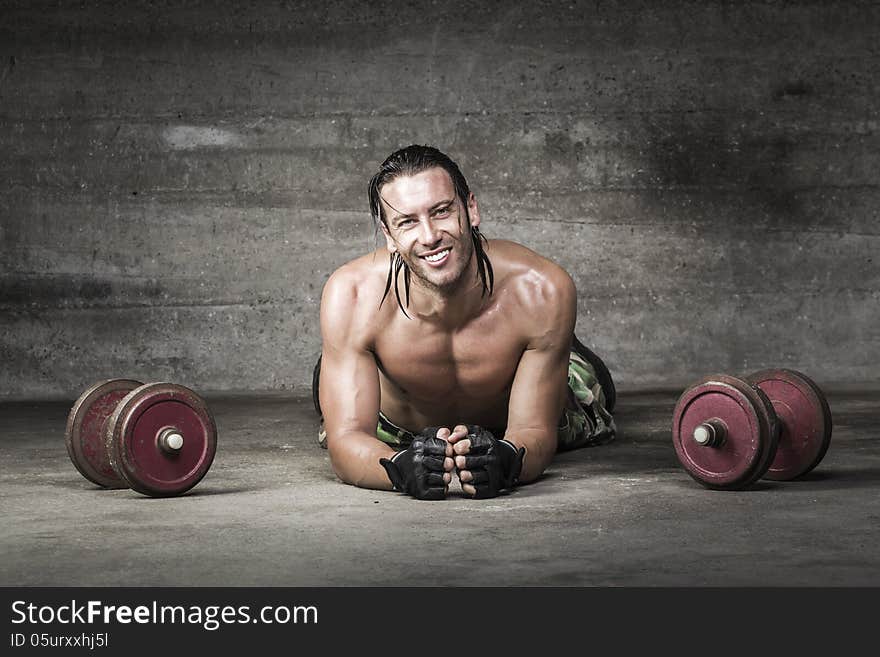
left=1, top=0, right=878, bottom=400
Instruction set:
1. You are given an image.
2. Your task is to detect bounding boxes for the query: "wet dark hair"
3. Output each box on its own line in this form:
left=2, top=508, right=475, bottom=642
left=368, top=144, right=494, bottom=318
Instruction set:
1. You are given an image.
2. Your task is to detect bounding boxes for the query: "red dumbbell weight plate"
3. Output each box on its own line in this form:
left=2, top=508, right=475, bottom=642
left=65, top=379, right=144, bottom=488
left=746, top=369, right=832, bottom=481
left=672, top=374, right=778, bottom=490
left=106, top=382, right=217, bottom=497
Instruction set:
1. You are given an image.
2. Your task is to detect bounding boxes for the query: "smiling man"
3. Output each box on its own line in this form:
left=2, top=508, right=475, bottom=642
left=315, top=145, right=616, bottom=500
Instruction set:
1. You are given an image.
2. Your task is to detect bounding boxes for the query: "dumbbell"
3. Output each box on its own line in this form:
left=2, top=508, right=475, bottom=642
left=65, top=379, right=218, bottom=497
left=672, top=368, right=832, bottom=490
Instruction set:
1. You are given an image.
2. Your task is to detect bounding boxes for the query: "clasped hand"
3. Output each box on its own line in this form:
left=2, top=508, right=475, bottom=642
left=379, top=424, right=525, bottom=500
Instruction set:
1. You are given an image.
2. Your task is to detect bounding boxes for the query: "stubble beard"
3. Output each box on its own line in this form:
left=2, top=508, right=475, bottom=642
left=404, top=238, right=476, bottom=297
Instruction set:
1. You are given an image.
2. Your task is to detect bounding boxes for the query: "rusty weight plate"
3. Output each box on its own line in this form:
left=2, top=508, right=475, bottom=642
left=746, top=368, right=833, bottom=481
left=672, top=374, right=779, bottom=490
left=65, top=379, right=144, bottom=488
left=106, top=382, right=218, bottom=497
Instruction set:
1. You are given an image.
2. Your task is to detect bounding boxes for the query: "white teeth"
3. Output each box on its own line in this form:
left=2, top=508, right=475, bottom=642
left=424, top=249, right=450, bottom=262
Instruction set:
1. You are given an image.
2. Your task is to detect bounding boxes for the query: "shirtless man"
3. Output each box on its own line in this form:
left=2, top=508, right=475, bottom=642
left=315, top=145, right=616, bottom=500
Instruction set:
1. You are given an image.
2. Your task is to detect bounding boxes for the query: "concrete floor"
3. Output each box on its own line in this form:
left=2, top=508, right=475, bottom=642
left=2, top=388, right=879, bottom=587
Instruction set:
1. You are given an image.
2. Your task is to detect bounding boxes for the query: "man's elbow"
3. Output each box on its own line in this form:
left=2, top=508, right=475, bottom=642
left=519, top=449, right=554, bottom=483
left=327, top=440, right=359, bottom=486
left=508, top=429, right=556, bottom=483
left=327, top=432, right=392, bottom=490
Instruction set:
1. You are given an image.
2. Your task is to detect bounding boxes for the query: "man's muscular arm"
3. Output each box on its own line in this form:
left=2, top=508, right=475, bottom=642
left=450, top=266, right=576, bottom=494
left=319, top=268, right=395, bottom=490
left=501, top=267, right=577, bottom=483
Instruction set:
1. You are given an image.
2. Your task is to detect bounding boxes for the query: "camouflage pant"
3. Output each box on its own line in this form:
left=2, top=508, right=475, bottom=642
left=314, top=339, right=616, bottom=451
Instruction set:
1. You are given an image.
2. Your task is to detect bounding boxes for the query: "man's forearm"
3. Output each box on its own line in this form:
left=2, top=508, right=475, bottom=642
left=502, top=428, right=556, bottom=483
left=327, top=430, right=397, bottom=490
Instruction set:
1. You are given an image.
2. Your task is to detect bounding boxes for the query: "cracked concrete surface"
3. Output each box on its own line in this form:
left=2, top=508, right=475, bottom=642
left=2, top=389, right=878, bottom=587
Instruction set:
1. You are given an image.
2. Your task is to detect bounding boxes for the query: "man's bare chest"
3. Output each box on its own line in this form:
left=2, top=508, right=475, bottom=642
left=374, top=327, right=524, bottom=403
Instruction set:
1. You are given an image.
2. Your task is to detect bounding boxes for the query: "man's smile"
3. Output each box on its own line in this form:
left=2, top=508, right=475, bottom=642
left=421, top=247, right=451, bottom=266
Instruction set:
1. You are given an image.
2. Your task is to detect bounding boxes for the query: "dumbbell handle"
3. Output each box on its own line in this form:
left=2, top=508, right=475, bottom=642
left=693, top=418, right=727, bottom=447
left=158, top=428, right=184, bottom=453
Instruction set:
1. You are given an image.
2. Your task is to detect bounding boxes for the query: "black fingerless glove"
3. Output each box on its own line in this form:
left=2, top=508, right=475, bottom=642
left=379, top=428, right=448, bottom=500
left=459, top=425, right=526, bottom=499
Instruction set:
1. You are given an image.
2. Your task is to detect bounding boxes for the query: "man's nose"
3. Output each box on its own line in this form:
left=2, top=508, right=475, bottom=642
left=418, top=219, right=440, bottom=245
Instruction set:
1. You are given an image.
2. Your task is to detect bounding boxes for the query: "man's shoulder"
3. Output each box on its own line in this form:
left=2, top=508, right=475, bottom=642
left=488, top=239, right=576, bottom=297
left=487, top=240, right=577, bottom=343
left=320, top=250, right=390, bottom=337
left=323, top=249, right=388, bottom=298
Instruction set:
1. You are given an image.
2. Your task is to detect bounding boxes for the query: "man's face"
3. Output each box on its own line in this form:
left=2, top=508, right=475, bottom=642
left=379, top=167, right=481, bottom=294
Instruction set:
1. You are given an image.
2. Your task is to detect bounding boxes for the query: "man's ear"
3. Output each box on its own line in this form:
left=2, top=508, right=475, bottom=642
left=379, top=220, right=397, bottom=253
left=466, top=192, right=481, bottom=229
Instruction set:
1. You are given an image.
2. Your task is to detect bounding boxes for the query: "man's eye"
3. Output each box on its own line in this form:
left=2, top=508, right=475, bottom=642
left=434, top=207, right=451, bottom=217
